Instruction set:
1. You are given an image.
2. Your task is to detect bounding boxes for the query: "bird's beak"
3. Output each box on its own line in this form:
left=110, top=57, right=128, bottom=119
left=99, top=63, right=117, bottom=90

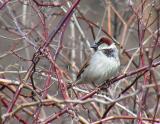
left=90, top=43, right=98, bottom=49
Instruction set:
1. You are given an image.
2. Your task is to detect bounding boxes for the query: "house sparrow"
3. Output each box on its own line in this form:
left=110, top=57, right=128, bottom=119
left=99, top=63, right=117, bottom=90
left=75, top=36, right=120, bottom=86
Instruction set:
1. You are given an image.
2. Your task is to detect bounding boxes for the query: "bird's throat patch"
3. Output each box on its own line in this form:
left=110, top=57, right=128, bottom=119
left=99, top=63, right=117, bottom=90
left=103, top=49, right=115, bottom=58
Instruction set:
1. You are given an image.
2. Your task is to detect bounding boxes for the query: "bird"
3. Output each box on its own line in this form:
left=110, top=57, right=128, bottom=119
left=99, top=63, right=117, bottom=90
left=75, top=36, right=120, bottom=86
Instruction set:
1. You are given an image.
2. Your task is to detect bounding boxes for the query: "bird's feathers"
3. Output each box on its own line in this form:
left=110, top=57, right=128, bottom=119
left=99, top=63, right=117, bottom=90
left=75, top=36, right=120, bottom=85
left=76, top=57, right=90, bottom=80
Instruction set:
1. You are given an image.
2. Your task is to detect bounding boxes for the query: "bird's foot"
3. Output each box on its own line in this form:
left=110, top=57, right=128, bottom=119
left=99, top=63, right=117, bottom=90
left=101, top=80, right=112, bottom=90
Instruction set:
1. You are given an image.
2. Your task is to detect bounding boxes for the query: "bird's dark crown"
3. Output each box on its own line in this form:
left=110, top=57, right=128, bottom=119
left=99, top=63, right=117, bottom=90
left=97, top=37, right=113, bottom=46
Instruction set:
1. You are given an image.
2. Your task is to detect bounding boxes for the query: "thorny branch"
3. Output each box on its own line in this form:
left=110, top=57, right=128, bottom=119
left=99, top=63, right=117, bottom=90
left=0, top=0, right=160, bottom=124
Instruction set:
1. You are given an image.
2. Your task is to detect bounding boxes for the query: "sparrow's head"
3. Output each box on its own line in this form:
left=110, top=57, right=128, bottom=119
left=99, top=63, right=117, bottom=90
left=91, top=37, right=116, bottom=51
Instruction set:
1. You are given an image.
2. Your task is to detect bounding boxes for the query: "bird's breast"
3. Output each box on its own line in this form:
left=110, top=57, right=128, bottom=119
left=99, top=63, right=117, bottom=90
left=85, top=51, right=120, bottom=84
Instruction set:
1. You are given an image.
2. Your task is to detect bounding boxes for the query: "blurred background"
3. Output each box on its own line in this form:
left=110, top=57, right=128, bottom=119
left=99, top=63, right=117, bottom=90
left=0, top=0, right=160, bottom=124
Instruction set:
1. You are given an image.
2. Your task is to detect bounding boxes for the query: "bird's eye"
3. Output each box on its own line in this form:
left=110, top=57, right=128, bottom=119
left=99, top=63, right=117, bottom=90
left=96, top=41, right=103, bottom=46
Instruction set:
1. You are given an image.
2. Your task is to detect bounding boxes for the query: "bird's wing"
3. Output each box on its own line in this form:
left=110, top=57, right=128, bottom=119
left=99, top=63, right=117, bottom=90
left=76, top=57, right=90, bottom=80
